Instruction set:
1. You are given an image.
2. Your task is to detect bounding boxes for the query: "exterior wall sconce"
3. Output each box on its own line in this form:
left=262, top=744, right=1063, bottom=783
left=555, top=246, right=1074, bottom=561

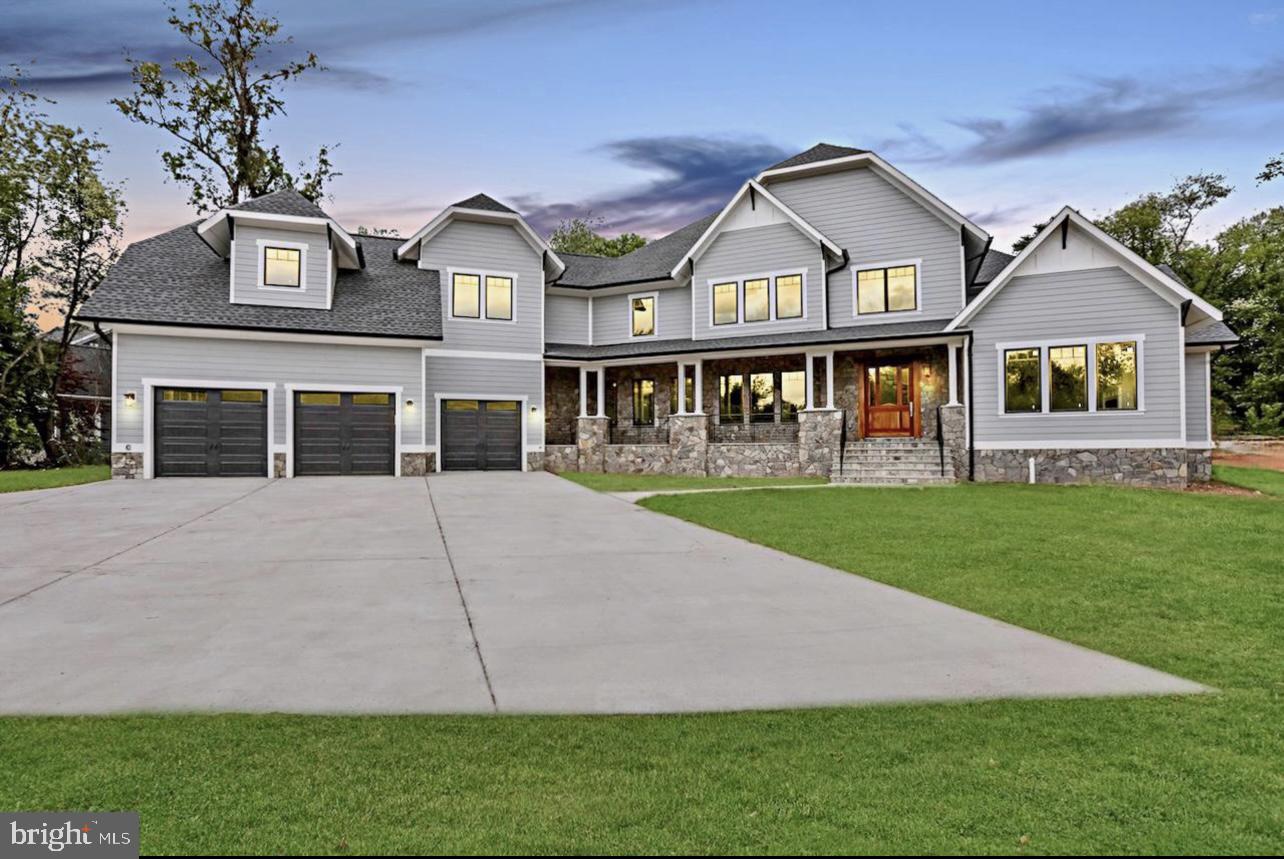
left=404, top=399, right=415, bottom=408
left=123, top=391, right=137, bottom=406
left=529, top=405, right=539, bottom=415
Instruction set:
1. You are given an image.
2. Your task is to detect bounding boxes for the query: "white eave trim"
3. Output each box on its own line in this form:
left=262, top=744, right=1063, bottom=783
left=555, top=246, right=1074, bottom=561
left=946, top=206, right=1224, bottom=331
left=394, top=206, right=566, bottom=276
left=755, top=152, right=989, bottom=244
left=195, top=208, right=359, bottom=265
left=669, top=180, right=842, bottom=279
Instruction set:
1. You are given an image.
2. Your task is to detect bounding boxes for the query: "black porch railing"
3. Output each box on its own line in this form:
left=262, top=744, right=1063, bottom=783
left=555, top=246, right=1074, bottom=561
left=609, top=418, right=669, bottom=445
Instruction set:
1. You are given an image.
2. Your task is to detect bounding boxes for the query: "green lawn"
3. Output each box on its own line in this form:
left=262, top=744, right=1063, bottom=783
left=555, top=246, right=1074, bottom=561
left=0, top=464, right=109, bottom=493
left=2, top=484, right=1281, bottom=854
left=559, top=471, right=827, bottom=492
left=1214, top=463, right=1284, bottom=496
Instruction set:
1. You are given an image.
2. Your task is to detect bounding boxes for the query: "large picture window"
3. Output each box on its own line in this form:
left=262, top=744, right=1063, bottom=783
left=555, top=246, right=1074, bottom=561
left=749, top=372, right=774, bottom=422
left=719, top=374, right=743, bottom=424
left=780, top=370, right=805, bottom=421
left=1004, top=348, right=1042, bottom=413
left=632, top=379, right=655, bottom=425
left=485, top=275, right=513, bottom=321
left=630, top=294, right=655, bottom=337
left=1096, top=341, right=1138, bottom=410
left=1049, top=345, right=1088, bottom=412
left=744, top=278, right=770, bottom=323
left=263, top=246, right=301, bottom=287
left=775, top=274, right=803, bottom=319
left=856, top=265, right=917, bottom=315
left=712, top=282, right=738, bottom=325
left=452, top=272, right=480, bottom=318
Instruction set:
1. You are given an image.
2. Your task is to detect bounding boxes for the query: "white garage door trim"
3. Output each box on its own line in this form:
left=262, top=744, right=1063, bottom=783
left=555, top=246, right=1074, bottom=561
left=285, top=383, right=404, bottom=478
left=141, top=377, right=275, bottom=480
left=433, top=392, right=529, bottom=473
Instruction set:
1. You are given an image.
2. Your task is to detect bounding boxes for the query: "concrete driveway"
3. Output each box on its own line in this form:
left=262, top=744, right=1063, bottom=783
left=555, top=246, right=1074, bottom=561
left=0, top=473, right=1202, bottom=714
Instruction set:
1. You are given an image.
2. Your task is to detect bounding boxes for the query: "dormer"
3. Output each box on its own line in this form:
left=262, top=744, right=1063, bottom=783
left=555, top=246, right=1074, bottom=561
left=195, top=189, right=362, bottom=311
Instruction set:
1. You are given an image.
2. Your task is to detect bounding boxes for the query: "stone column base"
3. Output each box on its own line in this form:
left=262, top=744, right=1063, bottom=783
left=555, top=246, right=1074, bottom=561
left=273, top=452, right=287, bottom=478
left=668, top=413, right=709, bottom=476
left=577, top=416, right=610, bottom=473
left=400, top=452, right=431, bottom=476
left=798, top=409, right=843, bottom=477
left=111, top=452, right=143, bottom=479
left=937, top=403, right=967, bottom=480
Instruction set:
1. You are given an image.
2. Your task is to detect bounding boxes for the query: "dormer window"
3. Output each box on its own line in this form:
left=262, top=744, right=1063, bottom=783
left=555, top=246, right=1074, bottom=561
left=263, top=246, right=301, bottom=287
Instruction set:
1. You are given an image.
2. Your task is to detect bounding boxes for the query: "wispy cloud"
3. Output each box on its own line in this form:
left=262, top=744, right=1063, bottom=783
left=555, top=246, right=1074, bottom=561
left=512, top=136, right=790, bottom=236
left=879, top=59, right=1284, bottom=164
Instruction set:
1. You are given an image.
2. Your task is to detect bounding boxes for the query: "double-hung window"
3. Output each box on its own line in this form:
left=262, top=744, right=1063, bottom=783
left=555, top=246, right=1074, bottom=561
left=743, top=279, right=770, bottom=323
left=775, top=274, right=803, bottom=319
left=452, top=271, right=513, bottom=321
left=856, top=264, right=917, bottom=315
left=1001, top=338, right=1140, bottom=415
left=263, top=246, right=301, bottom=287
left=713, top=282, right=738, bottom=325
left=630, top=294, right=655, bottom=337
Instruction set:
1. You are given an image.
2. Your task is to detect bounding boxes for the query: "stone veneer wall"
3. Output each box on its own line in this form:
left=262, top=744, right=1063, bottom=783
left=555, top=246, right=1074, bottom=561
left=274, top=453, right=287, bottom=478
left=543, top=444, right=579, bottom=473
left=1186, top=449, right=1212, bottom=483
left=401, top=452, right=431, bottom=476
left=111, top=452, right=143, bottom=479
left=525, top=451, right=545, bottom=472
left=706, top=443, right=801, bottom=477
left=604, top=444, right=672, bottom=474
left=544, top=366, right=580, bottom=445
left=974, top=448, right=1190, bottom=489
left=832, top=346, right=949, bottom=438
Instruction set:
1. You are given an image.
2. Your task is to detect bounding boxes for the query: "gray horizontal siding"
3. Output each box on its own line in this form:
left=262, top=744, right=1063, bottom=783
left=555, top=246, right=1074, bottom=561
left=423, top=352, right=543, bottom=446
left=970, top=266, right=1183, bottom=445
left=1185, top=351, right=1210, bottom=445
left=419, top=220, right=544, bottom=353
left=591, top=286, right=692, bottom=344
left=231, top=224, right=331, bottom=310
left=546, top=294, right=590, bottom=344
left=769, top=167, right=962, bottom=325
left=691, top=223, right=824, bottom=340
left=114, top=333, right=424, bottom=447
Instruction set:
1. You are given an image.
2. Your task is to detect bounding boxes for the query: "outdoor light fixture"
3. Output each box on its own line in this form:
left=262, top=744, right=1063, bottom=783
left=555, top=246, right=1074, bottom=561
left=124, top=391, right=137, bottom=405
left=405, top=399, right=415, bottom=408
left=530, top=405, right=539, bottom=414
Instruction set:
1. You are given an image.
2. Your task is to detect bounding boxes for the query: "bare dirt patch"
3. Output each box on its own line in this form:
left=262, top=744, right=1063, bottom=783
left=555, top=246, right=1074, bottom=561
left=1214, top=451, right=1284, bottom=471
left=1186, top=481, right=1261, bottom=497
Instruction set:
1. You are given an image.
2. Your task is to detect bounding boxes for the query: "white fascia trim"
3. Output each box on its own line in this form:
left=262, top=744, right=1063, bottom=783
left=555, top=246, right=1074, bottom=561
left=198, top=209, right=357, bottom=258
left=628, top=290, right=660, bottom=339
left=110, top=328, right=118, bottom=449
left=255, top=238, right=308, bottom=292
left=993, top=334, right=1146, bottom=417
left=543, top=334, right=969, bottom=368
left=445, top=267, right=520, bottom=324
left=755, top=152, right=989, bottom=244
left=106, top=323, right=434, bottom=349
left=141, top=378, right=276, bottom=480
left=975, top=439, right=1186, bottom=450
left=432, top=392, right=532, bottom=473
left=948, top=207, right=1223, bottom=330
left=424, top=348, right=544, bottom=361
left=704, top=268, right=809, bottom=330
left=284, top=383, right=404, bottom=478
left=396, top=207, right=565, bottom=275
left=850, top=258, right=924, bottom=324
left=669, top=180, right=841, bottom=279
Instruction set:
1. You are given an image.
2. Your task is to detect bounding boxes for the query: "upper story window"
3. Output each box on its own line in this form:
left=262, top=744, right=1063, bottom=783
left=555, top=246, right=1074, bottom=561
left=744, top=279, right=770, bottom=323
left=630, top=293, right=656, bottom=337
left=451, top=270, right=515, bottom=322
left=856, top=263, right=917, bottom=315
left=999, top=337, right=1142, bottom=416
left=256, top=241, right=306, bottom=289
left=713, top=282, right=738, bottom=325
left=775, top=274, right=803, bottom=319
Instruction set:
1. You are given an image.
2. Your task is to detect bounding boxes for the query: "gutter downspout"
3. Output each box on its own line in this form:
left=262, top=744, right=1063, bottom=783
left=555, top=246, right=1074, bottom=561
left=966, top=333, right=975, bottom=482
left=825, top=249, right=849, bottom=330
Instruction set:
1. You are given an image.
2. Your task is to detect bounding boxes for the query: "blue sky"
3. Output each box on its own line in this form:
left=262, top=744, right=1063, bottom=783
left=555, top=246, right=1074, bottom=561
left=6, top=0, right=1284, bottom=250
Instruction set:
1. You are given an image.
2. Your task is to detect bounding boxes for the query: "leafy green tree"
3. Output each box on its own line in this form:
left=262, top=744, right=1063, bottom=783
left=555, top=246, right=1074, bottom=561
left=1259, top=153, right=1282, bottom=184
left=549, top=215, right=647, bottom=257
left=112, top=0, right=337, bottom=211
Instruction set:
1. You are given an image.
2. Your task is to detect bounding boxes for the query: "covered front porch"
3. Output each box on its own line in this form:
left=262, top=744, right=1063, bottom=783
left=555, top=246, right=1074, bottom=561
left=544, top=336, right=969, bottom=481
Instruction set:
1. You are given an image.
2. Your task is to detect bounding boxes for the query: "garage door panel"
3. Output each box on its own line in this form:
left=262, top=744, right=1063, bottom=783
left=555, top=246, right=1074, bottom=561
left=441, top=399, right=521, bottom=471
left=293, top=392, right=395, bottom=476
left=155, top=388, right=266, bottom=477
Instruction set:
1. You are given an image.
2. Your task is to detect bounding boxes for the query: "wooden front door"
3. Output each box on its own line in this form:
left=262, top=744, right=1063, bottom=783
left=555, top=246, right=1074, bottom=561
left=863, top=362, right=920, bottom=437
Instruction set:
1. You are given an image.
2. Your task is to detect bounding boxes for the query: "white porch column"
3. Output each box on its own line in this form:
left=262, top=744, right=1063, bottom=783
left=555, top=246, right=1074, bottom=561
left=804, top=353, right=815, bottom=410
left=676, top=363, right=688, bottom=414
left=948, top=344, right=960, bottom=405
left=824, top=351, right=835, bottom=409
left=578, top=366, right=588, bottom=418
left=694, top=360, right=703, bottom=414
left=595, top=366, right=606, bottom=418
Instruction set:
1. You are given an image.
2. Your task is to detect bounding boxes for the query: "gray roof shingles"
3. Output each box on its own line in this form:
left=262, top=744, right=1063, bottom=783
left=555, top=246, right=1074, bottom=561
left=1185, top=318, right=1239, bottom=346
left=555, top=214, right=717, bottom=288
left=764, top=143, right=869, bottom=172
left=451, top=193, right=516, bottom=214
left=78, top=224, right=441, bottom=340
left=546, top=317, right=958, bottom=361
left=228, top=188, right=331, bottom=219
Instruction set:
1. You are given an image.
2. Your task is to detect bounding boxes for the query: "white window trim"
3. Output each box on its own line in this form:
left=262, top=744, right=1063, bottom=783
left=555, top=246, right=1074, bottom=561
left=285, top=383, right=404, bottom=478
left=140, top=378, right=275, bottom=480
left=853, top=258, right=923, bottom=322
left=446, top=267, right=519, bottom=324
left=432, top=392, right=532, bottom=472
left=706, top=268, right=808, bottom=329
left=628, top=290, right=659, bottom=338
left=256, top=239, right=308, bottom=292
left=994, top=334, right=1146, bottom=417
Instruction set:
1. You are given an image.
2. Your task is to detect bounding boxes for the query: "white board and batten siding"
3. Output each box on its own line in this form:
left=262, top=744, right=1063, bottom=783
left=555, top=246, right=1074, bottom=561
left=546, top=294, right=591, bottom=344
left=592, top=286, right=692, bottom=344
left=768, top=167, right=963, bottom=324
left=417, top=220, right=544, bottom=353
left=1185, top=351, right=1212, bottom=446
left=231, top=224, right=333, bottom=310
left=114, top=333, right=424, bottom=448
left=422, top=353, right=543, bottom=448
left=969, top=266, right=1183, bottom=447
left=690, top=223, right=824, bottom=340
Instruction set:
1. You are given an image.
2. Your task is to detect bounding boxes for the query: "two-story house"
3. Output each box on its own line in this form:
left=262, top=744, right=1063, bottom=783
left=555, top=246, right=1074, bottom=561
left=79, top=143, right=1238, bottom=487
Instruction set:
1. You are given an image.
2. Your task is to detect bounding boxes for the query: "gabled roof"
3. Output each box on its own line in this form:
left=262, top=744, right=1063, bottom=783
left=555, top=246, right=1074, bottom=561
left=450, top=193, right=516, bottom=214
left=1185, top=318, right=1239, bottom=347
left=765, top=142, right=869, bottom=172
left=195, top=188, right=361, bottom=268
left=78, top=225, right=440, bottom=340
left=230, top=188, right=330, bottom=219
left=948, top=206, right=1225, bottom=331
left=668, top=180, right=842, bottom=279
left=555, top=214, right=717, bottom=289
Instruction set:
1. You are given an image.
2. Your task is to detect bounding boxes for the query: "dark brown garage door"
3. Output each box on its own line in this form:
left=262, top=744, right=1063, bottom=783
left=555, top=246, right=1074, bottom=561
left=440, top=400, right=521, bottom=471
left=154, top=387, right=267, bottom=477
left=293, top=391, right=395, bottom=475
